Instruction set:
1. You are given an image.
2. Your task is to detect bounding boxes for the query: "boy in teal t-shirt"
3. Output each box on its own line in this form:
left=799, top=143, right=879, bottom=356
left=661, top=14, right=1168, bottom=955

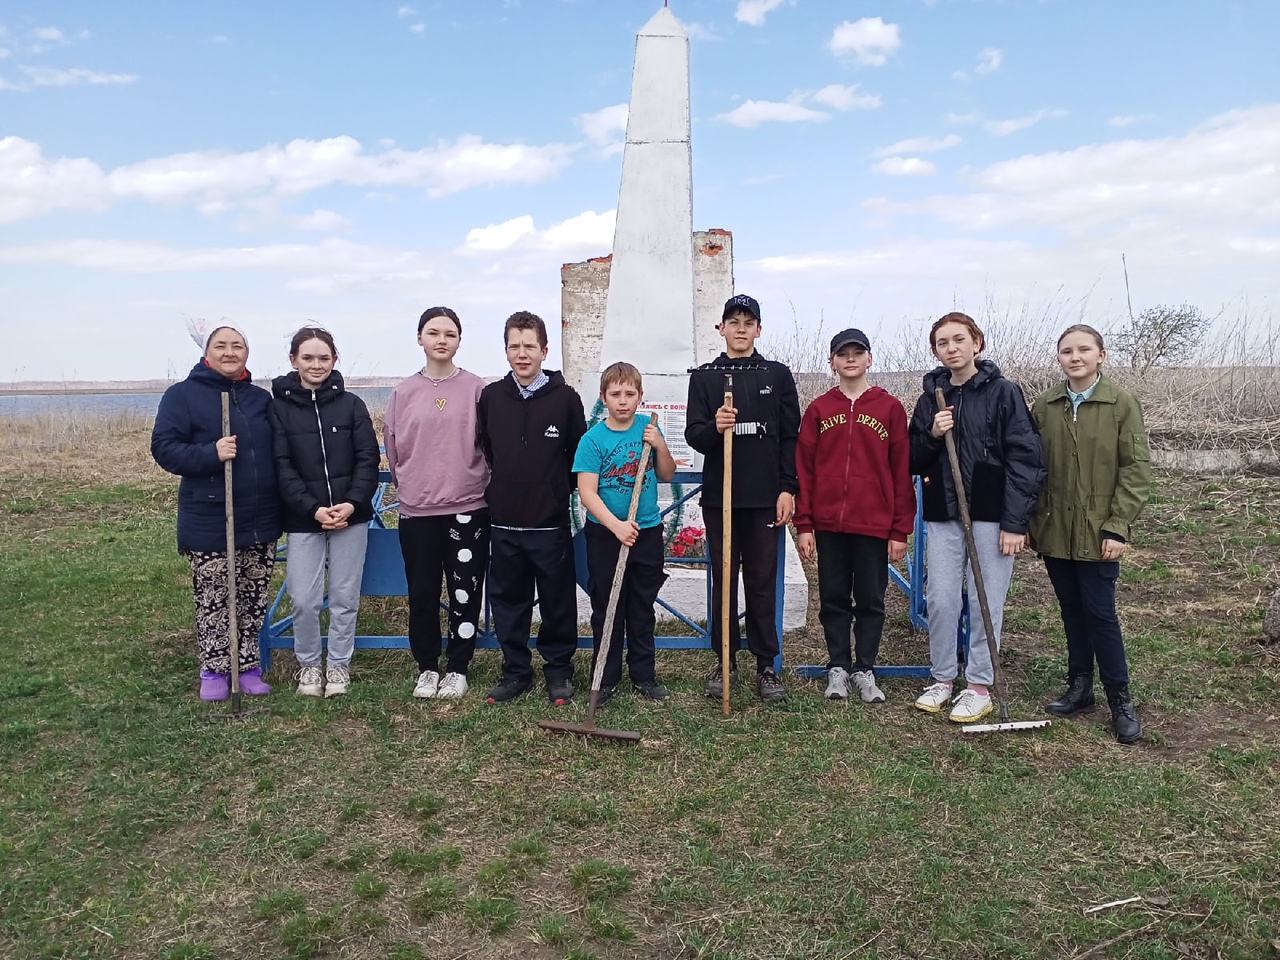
left=573, top=362, right=677, bottom=701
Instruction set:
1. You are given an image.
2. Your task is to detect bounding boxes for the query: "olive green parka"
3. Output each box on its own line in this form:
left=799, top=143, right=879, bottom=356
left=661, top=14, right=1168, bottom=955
left=1028, top=375, right=1152, bottom=561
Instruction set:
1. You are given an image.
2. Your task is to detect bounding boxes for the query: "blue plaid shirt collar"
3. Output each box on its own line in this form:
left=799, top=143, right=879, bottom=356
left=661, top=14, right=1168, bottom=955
left=512, top=370, right=549, bottom=399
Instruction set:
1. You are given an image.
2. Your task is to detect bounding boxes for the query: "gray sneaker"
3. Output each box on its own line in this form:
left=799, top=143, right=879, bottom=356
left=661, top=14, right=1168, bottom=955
left=705, top=660, right=739, bottom=699
left=756, top=669, right=787, bottom=703
left=824, top=666, right=850, bottom=700
left=851, top=669, right=886, bottom=703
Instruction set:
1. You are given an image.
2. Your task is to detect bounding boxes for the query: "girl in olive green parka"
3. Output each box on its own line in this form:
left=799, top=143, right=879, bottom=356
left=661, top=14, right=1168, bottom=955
left=1029, top=324, right=1151, bottom=744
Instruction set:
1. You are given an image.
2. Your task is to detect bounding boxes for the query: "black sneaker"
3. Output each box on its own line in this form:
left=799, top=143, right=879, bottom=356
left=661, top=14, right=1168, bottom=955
left=756, top=669, right=787, bottom=703
left=546, top=677, right=575, bottom=705
left=633, top=678, right=671, bottom=701
left=704, top=660, right=739, bottom=699
left=485, top=677, right=532, bottom=704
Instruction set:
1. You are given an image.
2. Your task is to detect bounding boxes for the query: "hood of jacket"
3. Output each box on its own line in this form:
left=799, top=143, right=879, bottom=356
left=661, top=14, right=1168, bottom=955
left=272, top=368, right=347, bottom=403
left=187, top=358, right=256, bottom=388
left=921, top=358, right=1002, bottom=396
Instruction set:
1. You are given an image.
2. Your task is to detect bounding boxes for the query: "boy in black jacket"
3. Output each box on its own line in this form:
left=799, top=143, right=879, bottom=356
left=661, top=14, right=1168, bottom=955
left=685, top=294, right=801, bottom=702
left=479, top=311, right=588, bottom=705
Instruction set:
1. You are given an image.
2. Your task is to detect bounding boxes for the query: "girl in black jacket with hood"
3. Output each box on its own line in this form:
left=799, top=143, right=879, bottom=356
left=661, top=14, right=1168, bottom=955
left=269, top=327, right=380, bottom=698
left=908, top=312, right=1044, bottom=724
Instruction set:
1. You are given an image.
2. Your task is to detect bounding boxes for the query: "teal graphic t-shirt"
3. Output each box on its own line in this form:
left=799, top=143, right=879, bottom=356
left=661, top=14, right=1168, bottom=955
left=572, top=417, right=662, bottom=529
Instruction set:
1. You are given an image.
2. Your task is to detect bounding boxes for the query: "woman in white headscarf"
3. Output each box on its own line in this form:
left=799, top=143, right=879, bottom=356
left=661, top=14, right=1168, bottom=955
left=151, top=323, right=282, bottom=700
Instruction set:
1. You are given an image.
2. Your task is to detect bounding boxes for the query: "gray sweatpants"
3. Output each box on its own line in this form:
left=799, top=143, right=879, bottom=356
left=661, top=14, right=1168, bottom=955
left=925, top=520, right=1014, bottom=686
left=287, top=523, right=370, bottom=669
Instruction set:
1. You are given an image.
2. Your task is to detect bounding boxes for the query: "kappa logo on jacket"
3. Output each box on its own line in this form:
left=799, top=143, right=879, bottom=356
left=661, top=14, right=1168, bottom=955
left=544, top=424, right=560, bottom=439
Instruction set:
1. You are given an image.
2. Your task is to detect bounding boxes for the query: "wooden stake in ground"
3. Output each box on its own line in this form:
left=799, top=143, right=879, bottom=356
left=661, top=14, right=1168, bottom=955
left=720, top=374, right=734, bottom=716
left=538, top=414, right=657, bottom=745
left=934, top=386, right=1049, bottom=734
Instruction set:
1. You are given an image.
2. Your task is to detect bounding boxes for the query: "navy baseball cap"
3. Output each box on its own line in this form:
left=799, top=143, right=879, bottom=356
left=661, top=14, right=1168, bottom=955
left=722, top=294, right=761, bottom=323
left=830, top=328, right=872, bottom=355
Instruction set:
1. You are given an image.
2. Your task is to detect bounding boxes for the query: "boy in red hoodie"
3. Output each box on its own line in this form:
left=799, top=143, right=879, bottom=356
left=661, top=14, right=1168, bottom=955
left=795, top=329, right=914, bottom=702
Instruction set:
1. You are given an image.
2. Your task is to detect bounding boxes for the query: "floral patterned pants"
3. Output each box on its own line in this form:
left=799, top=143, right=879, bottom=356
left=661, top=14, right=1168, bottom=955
left=186, top=541, right=276, bottom=674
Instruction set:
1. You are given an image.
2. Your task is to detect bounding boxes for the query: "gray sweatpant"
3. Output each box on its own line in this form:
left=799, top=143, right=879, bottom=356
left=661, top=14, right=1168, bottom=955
left=287, top=523, right=370, bottom=669
left=925, top=520, right=1014, bottom=686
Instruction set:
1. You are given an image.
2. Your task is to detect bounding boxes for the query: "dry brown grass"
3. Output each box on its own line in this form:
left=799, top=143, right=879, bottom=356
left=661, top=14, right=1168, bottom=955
left=0, top=412, right=168, bottom=485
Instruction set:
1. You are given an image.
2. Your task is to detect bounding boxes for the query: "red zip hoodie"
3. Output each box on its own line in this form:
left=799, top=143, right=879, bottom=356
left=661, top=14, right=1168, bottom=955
left=794, top=385, right=914, bottom=541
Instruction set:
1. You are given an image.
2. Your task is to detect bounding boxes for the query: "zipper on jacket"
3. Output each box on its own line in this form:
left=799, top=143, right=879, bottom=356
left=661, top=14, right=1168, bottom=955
left=312, top=390, right=335, bottom=506
left=837, top=394, right=856, bottom=529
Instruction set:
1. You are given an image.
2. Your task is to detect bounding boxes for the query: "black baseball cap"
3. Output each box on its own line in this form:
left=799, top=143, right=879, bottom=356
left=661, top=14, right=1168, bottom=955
left=722, top=294, right=761, bottom=323
left=830, top=328, right=872, bottom=355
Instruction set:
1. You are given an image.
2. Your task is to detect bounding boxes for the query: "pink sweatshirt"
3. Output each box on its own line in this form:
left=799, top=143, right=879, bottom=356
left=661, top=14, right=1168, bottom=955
left=384, top=369, right=489, bottom=517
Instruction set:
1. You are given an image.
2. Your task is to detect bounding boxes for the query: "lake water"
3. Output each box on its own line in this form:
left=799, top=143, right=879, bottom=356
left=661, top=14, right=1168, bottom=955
left=0, top=387, right=395, bottom=418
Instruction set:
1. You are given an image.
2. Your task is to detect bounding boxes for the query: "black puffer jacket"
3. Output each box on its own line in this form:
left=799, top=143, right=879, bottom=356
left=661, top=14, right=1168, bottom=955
left=908, top=360, right=1045, bottom=534
left=268, top=370, right=381, bottom=533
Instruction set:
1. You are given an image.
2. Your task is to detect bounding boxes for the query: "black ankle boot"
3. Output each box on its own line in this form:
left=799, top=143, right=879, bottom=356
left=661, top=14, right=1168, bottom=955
left=1105, top=686, right=1142, bottom=744
left=1044, top=674, right=1095, bottom=716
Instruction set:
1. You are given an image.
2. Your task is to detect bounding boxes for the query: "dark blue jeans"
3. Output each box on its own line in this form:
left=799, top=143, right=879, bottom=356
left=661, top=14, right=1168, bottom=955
left=1042, top=555, right=1130, bottom=689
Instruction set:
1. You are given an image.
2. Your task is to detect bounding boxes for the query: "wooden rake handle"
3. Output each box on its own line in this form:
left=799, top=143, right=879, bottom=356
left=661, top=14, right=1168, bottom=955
left=586, top=413, right=659, bottom=725
left=935, top=387, right=1007, bottom=719
left=721, top=375, right=733, bottom=716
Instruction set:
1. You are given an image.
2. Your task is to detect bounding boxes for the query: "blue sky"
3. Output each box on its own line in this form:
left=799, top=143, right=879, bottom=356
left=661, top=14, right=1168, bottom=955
left=2, top=0, right=1278, bottom=381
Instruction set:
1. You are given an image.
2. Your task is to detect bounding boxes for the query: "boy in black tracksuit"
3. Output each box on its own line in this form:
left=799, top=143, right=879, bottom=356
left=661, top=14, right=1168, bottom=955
left=685, top=294, right=801, bottom=702
left=479, top=311, right=587, bottom=705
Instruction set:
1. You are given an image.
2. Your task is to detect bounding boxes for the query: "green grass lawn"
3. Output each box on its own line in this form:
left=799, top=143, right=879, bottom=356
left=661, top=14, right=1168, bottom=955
left=1, top=471, right=1277, bottom=959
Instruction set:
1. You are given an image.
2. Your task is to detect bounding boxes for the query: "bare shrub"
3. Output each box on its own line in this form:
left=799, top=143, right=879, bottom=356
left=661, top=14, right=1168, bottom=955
left=1112, top=303, right=1211, bottom=373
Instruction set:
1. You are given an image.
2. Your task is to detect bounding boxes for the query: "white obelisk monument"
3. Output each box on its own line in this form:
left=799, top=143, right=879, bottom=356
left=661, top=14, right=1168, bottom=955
left=595, top=5, right=695, bottom=404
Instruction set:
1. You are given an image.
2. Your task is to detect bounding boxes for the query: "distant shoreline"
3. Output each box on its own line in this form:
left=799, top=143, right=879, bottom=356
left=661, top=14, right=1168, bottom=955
left=0, top=378, right=405, bottom=396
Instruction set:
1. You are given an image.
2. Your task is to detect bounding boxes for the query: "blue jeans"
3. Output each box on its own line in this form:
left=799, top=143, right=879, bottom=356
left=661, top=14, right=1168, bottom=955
left=1042, top=555, right=1130, bottom=690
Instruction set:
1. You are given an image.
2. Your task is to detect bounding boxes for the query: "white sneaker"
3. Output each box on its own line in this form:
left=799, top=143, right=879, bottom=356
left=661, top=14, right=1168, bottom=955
left=914, top=681, right=954, bottom=713
left=436, top=672, right=469, bottom=699
left=851, top=670, right=886, bottom=703
left=413, top=670, right=440, bottom=699
left=824, top=666, right=850, bottom=700
left=296, top=665, right=324, bottom=697
left=324, top=665, right=350, bottom=698
left=949, top=688, right=994, bottom=723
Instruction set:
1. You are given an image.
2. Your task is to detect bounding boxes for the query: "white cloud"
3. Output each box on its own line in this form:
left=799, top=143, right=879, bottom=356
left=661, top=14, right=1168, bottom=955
left=465, top=215, right=536, bottom=252
left=976, top=47, right=1002, bottom=74
left=296, top=209, right=352, bottom=232
left=683, top=22, right=721, bottom=42
left=0, top=134, right=575, bottom=223
left=869, top=105, right=1280, bottom=237
left=1110, top=114, right=1154, bottom=128
left=720, top=99, right=829, bottom=128
left=812, top=83, right=881, bottom=111
left=211, top=34, right=229, bottom=44
left=872, top=157, right=936, bottom=176
left=577, top=103, right=628, bottom=150
left=874, top=134, right=960, bottom=157
left=828, top=18, right=901, bottom=66
left=0, top=47, right=10, bottom=60
left=409, top=22, right=425, bottom=35
left=984, top=108, right=1067, bottom=136
left=735, top=0, right=795, bottom=27
left=31, top=27, right=66, bottom=43
left=19, top=66, right=138, bottom=87
left=539, top=208, right=615, bottom=251
left=397, top=5, right=415, bottom=16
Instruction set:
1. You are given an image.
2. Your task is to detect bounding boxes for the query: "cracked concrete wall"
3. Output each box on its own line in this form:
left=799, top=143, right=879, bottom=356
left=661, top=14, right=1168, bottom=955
left=561, top=229, right=734, bottom=392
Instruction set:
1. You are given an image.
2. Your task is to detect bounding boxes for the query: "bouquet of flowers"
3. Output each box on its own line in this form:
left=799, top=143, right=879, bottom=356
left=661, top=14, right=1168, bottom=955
left=668, top=524, right=706, bottom=559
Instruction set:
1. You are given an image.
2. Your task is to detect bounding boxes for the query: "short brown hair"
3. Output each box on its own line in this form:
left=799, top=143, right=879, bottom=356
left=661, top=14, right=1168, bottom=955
left=599, top=361, right=643, bottom=395
left=504, top=310, right=547, bottom=349
left=930, top=312, right=985, bottom=352
left=289, top=325, right=337, bottom=359
left=1057, top=323, right=1105, bottom=350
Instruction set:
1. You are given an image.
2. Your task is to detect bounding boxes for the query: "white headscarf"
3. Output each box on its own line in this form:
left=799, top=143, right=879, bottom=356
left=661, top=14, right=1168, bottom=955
left=184, top=315, right=248, bottom=351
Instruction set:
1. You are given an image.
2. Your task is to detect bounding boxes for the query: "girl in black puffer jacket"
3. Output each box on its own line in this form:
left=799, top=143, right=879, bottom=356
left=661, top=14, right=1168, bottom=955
left=908, top=312, right=1044, bottom=725
left=269, top=326, right=380, bottom=698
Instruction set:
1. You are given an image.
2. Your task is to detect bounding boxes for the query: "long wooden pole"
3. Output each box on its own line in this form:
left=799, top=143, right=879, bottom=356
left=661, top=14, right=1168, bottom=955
left=720, top=374, right=734, bottom=716
left=584, top=413, right=657, bottom=728
left=222, top=392, right=241, bottom=713
left=934, top=386, right=1008, bottom=724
